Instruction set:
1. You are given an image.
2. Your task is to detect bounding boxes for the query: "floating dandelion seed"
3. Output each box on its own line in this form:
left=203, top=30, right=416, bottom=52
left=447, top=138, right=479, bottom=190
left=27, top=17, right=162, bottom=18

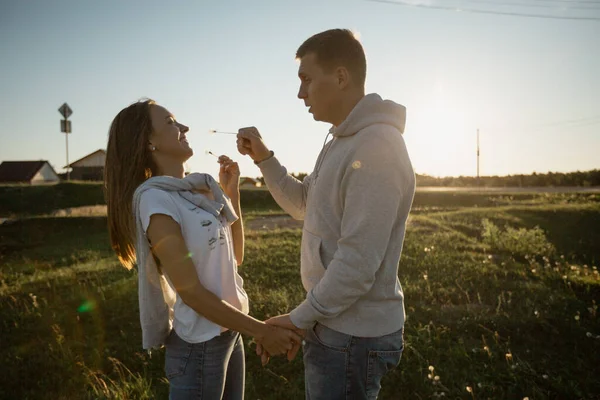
left=209, top=129, right=237, bottom=135
left=352, top=160, right=362, bottom=169
left=205, top=150, right=218, bottom=158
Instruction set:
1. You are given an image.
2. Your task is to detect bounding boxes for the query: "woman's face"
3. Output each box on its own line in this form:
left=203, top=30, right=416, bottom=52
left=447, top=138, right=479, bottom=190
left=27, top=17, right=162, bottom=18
left=149, top=104, right=192, bottom=162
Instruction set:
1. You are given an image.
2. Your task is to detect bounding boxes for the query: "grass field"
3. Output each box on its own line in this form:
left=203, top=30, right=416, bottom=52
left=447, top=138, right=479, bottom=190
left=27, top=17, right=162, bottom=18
left=1, top=190, right=599, bottom=399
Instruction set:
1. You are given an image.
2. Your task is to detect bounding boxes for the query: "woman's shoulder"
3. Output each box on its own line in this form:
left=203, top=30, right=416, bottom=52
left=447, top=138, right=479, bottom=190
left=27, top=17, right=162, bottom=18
left=139, top=188, right=183, bottom=213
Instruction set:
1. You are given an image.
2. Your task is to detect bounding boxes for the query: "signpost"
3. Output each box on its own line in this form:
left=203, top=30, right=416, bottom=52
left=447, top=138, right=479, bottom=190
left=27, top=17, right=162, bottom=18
left=59, top=103, right=73, bottom=180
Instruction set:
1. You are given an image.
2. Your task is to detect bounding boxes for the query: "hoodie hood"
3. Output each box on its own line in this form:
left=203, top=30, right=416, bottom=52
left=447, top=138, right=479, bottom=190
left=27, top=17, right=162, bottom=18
left=332, top=93, right=406, bottom=138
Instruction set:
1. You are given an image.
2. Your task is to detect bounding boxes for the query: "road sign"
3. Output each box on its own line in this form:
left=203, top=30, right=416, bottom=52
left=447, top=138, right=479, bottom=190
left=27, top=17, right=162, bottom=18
left=61, top=119, right=72, bottom=133
left=58, top=103, right=72, bottom=119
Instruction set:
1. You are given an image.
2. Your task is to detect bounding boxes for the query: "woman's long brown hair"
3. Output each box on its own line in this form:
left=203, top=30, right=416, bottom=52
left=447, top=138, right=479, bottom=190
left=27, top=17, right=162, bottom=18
left=104, top=99, right=157, bottom=269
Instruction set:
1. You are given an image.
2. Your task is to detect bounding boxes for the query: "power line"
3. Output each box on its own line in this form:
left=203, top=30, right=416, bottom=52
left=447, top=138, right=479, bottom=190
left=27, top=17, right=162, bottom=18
left=456, top=0, right=600, bottom=10
left=529, top=0, right=600, bottom=4
left=368, top=0, right=600, bottom=21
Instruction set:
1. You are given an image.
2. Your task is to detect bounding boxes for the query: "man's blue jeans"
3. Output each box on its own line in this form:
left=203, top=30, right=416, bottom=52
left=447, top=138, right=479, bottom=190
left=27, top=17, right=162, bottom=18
left=303, top=322, right=404, bottom=400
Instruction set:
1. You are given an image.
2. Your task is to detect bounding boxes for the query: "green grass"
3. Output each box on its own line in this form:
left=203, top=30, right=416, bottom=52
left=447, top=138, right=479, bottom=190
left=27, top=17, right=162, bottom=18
left=1, top=195, right=599, bottom=399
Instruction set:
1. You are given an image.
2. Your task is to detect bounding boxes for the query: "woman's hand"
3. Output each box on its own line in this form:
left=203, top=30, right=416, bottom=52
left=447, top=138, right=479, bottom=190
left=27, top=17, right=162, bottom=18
left=255, top=324, right=302, bottom=363
left=218, top=155, right=240, bottom=198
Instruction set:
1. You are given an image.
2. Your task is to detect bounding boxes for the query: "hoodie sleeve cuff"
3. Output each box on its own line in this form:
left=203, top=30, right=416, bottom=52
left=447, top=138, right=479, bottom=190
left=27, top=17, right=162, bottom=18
left=289, top=299, right=319, bottom=329
left=254, top=151, right=274, bottom=165
left=255, top=153, right=287, bottom=183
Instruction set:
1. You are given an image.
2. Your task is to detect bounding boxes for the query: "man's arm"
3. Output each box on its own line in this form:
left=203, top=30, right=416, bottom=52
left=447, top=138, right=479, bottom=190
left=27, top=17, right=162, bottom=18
left=237, top=127, right=312, bottom=220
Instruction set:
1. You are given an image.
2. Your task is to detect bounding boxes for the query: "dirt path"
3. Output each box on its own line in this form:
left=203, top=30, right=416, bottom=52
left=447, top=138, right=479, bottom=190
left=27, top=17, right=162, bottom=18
left=246, top=215, right=303, bottom=231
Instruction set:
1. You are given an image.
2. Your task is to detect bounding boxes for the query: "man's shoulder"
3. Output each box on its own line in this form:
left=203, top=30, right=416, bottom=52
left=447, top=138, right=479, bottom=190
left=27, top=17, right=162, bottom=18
left=352, top=124, right=405, bottom=150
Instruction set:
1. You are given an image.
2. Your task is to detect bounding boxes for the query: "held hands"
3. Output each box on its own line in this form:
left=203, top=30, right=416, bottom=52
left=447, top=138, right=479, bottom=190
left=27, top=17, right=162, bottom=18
left=236, top=127, right=271, bottom=163
left=217, top=155, right=240, bottom=197
left=255, top=314, right=305, bottom=366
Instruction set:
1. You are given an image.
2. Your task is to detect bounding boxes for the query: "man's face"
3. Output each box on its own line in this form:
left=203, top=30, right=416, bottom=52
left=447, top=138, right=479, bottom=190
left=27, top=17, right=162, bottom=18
left=297, top=53, right=341, bottom=124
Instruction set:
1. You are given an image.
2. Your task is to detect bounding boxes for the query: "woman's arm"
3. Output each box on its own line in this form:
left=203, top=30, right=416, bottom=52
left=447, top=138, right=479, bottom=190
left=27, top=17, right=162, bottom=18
left=218, top=155, right=243, bottom=265
left=146, top=213, right=300, bottom=355
left=228, top=191, right=244, bottom=265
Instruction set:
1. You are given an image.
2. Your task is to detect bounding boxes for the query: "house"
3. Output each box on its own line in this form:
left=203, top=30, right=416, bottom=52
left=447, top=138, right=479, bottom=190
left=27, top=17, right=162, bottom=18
left=0, top=161, right=60, bottom=185
left=240, top=177, right=262, bottom=188
left=66, top=149, right=106, bottom=181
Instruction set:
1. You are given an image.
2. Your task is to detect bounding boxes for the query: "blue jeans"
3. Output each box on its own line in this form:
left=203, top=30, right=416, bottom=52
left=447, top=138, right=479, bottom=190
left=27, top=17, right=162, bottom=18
left=164, top=329, right=245, bottom=400
left=303, top=322, right=404, bottom=400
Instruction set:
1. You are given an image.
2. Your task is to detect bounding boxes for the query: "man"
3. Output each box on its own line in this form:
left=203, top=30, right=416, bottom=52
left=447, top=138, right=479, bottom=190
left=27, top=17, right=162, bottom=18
left=237, top=28, right=415, bottom=399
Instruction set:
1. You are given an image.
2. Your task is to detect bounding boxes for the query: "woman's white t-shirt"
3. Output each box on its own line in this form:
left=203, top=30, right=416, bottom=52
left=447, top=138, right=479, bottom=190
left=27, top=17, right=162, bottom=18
left=139, top=188, right=249, bottom=344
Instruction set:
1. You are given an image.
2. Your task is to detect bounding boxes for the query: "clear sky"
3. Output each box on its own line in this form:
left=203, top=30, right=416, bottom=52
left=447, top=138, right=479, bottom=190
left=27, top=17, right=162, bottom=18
left=1, top=0, right=599, bottom=179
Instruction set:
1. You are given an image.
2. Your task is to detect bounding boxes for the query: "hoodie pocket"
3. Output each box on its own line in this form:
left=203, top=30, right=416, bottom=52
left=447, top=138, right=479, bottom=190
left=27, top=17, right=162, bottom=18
left=301, top=229, right=326, bottom=290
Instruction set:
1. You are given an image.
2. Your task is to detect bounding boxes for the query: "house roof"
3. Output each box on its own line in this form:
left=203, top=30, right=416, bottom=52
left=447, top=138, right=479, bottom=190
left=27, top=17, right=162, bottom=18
left=0, top=161, right=54, bottom=183
left=240, top=177, right=258, bottom=184
left=67, top=149, right=106, bottom=168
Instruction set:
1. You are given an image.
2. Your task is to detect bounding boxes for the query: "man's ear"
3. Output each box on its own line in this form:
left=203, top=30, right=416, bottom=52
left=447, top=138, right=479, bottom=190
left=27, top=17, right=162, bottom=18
left=336, top=66, right=350, bottom=90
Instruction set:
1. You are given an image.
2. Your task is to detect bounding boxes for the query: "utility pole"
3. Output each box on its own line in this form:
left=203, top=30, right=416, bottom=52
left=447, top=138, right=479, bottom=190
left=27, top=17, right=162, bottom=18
left=59, top=103, right=73, bottom=180
left=477, top=128, right=480, bottom=188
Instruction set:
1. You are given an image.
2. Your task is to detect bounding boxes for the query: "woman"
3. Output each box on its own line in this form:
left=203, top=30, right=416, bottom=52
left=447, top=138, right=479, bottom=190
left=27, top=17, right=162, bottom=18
left=104, top=99, right=300, bottom=399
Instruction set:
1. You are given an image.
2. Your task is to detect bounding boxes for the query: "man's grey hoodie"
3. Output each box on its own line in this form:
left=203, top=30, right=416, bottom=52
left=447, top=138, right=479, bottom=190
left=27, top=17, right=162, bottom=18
left=257, top=93, right=415, bottom=336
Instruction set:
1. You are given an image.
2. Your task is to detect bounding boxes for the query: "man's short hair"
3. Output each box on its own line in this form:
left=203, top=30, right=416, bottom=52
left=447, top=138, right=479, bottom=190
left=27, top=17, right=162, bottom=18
left=296, top=29, right=366, bottom=87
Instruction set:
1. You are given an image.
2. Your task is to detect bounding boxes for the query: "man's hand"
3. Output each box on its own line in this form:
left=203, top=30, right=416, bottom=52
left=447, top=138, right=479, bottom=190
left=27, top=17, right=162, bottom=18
left=259, top=314, right=305, bottom=363
left=236, top=127, right=271, bottom=163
